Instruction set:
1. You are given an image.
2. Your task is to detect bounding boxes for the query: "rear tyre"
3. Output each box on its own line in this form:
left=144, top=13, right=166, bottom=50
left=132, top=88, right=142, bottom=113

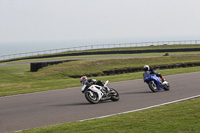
left=148, top=81, right=158, bottom=92
left=85, top=90, right=99, bottom=104
left=110, top=88, right=120, bottom=101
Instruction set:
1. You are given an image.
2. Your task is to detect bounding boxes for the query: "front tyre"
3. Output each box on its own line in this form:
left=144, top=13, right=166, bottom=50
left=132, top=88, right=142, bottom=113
left=163, top=83, right=170, bottom=91
left=85, top=90, right=99, bottom=104
left=148, top=81, right=158, bottom=92
left=110, top=88, right=120, bottom=101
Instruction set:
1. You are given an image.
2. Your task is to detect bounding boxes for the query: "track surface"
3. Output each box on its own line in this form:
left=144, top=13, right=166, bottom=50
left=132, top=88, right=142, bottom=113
left=0, top=72, right=200, bottom=133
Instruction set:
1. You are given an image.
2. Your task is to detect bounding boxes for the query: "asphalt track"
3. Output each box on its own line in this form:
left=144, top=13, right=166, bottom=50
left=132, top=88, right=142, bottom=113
left=0, top=72, right=200, bottom=133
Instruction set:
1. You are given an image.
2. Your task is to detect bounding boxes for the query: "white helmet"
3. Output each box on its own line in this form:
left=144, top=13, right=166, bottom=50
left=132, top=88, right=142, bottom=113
left=144, top=65, right=150, bottom=71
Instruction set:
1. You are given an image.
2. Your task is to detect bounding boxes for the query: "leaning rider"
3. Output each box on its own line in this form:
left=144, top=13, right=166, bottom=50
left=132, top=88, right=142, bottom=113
left=143, top=65, right=165, bottom=82
left=80, top=76, right=96, bottom=86
left=80, top=76, right=109, bottom=93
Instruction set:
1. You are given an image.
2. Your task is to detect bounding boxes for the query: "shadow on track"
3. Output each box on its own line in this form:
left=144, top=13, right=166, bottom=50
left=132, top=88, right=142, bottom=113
left=120, top=91, right=157, bottom=95
left=53, top=102, right=91, bottom=107
left=52, top=100, right=115, bottom=107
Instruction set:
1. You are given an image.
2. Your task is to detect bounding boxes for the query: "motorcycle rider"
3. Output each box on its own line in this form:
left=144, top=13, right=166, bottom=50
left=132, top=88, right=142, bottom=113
left=143, top=65, right=165, bottom=82
left=80, top=76, right=96, bottom=86
left=80, top=76, right=110, bottom=93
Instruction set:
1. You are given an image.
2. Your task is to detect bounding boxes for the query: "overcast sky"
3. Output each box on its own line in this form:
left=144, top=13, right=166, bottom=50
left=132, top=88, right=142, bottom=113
left=0, top=0, right=200, bottom=44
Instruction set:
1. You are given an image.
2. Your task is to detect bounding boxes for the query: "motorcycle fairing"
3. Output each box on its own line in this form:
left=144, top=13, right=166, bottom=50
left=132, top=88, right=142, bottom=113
left=88, top=85, right=104, bottom=100
left=81, top=84, right=87, bottom=92
left=151, top=74, right=161, bottom=90
left=143, top=71, right=161, bottom=90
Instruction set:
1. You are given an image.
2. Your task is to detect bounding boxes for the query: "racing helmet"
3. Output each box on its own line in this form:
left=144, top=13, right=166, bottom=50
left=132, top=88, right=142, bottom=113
left=80, top=76, right=87, bottom=83
left=143, top=65, right=150, bottom=71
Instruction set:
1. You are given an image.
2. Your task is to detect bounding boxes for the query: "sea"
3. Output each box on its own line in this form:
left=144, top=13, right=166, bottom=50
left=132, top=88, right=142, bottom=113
left=0, top=38, right=143, bottom=56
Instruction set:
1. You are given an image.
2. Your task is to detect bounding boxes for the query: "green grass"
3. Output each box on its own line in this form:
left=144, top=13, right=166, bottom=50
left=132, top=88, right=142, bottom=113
left=19, top=97, right=200, bottom=133
left=33, top=55, right=200, bottom=77
left=1, top=51, right=200, bottom=64
left=0, top=64, right=79, bottom=96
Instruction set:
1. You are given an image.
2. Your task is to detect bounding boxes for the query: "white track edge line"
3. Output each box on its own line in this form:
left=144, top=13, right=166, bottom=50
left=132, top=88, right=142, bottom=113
left=14, top=95, right=200, bottom=132
left=79, top=95, right=200, bottom=122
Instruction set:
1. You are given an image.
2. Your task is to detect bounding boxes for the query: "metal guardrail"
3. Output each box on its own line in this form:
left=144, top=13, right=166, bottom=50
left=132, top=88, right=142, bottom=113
left=0, top=40, right=200, bottom=61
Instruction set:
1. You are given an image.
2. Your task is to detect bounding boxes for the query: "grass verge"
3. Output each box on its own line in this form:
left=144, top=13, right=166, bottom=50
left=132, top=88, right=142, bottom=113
left=19, top=97, right=200, bottom=133
left=33, top=55, right=200, bottom=77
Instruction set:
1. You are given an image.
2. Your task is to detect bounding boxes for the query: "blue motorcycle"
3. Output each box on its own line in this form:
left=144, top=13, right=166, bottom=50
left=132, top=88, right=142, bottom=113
left=143, top=71, right=170, bottom=92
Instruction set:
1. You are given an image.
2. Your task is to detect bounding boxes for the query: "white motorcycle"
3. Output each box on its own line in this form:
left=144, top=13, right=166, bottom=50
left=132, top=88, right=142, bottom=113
left=81, top=80, right=120, bottom=104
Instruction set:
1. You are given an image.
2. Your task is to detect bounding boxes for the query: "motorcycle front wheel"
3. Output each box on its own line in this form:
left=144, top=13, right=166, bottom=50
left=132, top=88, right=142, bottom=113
left=110, top=88, right=120, bottom=101
left=85, top=90, right=99, bottom=104
left=163, top=83, right=170, bottom=91
left=148, top=81, right=158, bottom=92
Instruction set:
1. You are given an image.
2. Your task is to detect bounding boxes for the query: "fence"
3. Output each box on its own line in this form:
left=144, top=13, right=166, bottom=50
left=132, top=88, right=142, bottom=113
left=0, top=40, right=200, bottom=61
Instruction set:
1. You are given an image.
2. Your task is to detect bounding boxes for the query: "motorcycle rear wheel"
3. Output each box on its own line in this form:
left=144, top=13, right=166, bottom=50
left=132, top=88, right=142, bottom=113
left=148, top=81, right=158, bottom=92
left=110, top=88, right=120, bottom=101
left=85, top=90, right=99, bottom=104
